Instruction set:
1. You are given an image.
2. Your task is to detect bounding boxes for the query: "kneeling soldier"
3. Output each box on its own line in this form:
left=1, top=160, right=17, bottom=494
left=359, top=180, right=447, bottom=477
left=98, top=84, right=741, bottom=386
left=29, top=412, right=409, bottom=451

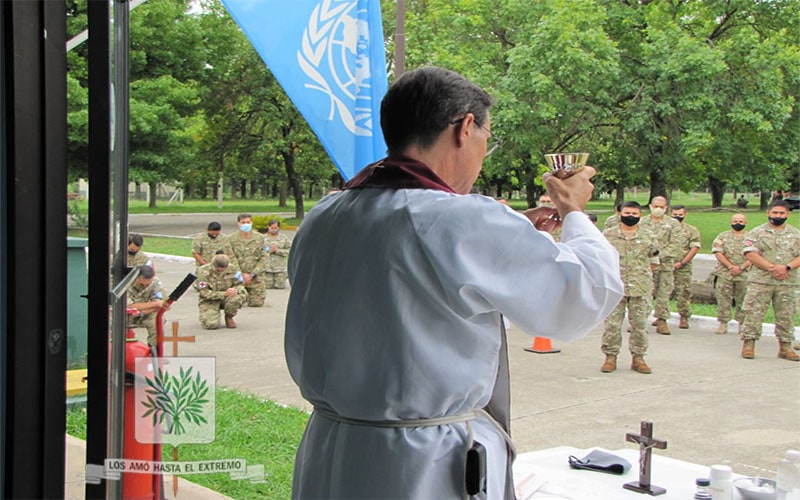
left=196, top=254, right=247, bottom=329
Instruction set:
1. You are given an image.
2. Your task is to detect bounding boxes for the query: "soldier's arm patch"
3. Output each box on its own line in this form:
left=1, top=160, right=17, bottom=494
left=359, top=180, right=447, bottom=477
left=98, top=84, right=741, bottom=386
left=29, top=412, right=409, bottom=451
left=197, top=281, right=208, bottom=289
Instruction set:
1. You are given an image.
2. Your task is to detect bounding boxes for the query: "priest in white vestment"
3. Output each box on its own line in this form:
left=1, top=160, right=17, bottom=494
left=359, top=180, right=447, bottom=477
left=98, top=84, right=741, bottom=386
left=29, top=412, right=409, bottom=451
left=285, top=66, right=624, bottom=499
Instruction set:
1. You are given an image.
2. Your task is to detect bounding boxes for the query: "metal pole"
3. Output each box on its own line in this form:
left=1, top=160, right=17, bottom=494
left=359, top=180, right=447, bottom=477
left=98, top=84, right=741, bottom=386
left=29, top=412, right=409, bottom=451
left=395, top=0, right=405, bottom=78
left=108, top=0, right=130, bottom=498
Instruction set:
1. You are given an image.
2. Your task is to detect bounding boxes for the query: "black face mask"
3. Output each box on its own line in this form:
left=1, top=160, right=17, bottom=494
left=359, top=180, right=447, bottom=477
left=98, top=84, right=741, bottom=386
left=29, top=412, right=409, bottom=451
left=128, top=250, right=138, bottom=256
left=208, top=233, right=218, bottom=239
left=769, top=217, right=787, bottom=226
left=620, top=215, right=640, bottom=227
left=673, top=216, right=684, bottom=223
left=731, top=223, right=746, bottom=232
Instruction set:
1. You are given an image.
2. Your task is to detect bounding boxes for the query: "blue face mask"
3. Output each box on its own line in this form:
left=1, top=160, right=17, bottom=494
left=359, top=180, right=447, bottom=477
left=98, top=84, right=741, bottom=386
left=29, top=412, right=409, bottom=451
left=239, top=223, right=252, bottom=233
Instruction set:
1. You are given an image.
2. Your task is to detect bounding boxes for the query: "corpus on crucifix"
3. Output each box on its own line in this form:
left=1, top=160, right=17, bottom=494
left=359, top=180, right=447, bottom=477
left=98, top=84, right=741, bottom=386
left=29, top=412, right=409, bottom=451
left=623, top=421, right=668, bottom=496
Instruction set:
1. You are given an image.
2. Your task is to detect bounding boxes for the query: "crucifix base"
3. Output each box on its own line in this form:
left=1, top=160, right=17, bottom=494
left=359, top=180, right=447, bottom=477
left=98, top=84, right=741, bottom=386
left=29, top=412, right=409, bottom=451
left=623, top=481, right=666, bottom=496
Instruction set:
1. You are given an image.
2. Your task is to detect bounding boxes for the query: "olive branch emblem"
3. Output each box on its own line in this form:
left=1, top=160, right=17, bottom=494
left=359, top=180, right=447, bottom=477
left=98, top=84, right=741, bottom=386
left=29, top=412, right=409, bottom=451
left=142, top=366, right=210, bottom=435
left=298, top=0, right=369, bottom=135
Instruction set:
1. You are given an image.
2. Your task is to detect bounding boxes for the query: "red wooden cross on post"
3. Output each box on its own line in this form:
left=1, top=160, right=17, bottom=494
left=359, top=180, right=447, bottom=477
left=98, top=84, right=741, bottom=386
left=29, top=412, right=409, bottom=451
left=157, top=321, right=195, bottom=357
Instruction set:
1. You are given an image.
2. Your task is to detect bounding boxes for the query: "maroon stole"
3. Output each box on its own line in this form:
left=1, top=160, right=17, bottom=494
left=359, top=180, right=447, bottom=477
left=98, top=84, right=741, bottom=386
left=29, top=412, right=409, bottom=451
left=344, top=157, right=455, bottom=193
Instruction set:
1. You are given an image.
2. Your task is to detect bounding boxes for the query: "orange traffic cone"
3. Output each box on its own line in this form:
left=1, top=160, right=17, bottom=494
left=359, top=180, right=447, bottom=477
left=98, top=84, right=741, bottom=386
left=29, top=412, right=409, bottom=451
left=523, top=336, right=561, bottom=354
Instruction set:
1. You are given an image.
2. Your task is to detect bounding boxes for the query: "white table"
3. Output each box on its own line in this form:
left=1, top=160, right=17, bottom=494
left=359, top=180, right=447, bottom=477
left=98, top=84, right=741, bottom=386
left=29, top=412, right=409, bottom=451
left=513, top=446, right=746, bottom=499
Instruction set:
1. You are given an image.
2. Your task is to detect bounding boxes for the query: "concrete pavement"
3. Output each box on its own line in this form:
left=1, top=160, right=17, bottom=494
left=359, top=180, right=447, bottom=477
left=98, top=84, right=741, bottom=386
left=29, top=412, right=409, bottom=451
left=66, top=245, right=800, bottom=497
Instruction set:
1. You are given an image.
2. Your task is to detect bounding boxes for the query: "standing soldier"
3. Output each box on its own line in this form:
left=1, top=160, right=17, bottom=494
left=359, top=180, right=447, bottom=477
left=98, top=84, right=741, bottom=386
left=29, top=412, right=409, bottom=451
left=264, top=219, right=292, bottom=289
left=602, top=203, right=621, bottom=230
left=640, top=196, right=680, bottom=335
left=670, top=205, right=701, bottom=329
left=711, top=213, right=750, bottom=334
left=127, top=265, right=163, bottom=346
left=192, top=221, right=225, bottom=273
left=601, top=202, right=660, bottom=374
left=196, top=254, right=247, bottom=329
left=224, top=213, right=269, bottom=307
left=740, top=200, right=800, bottom=361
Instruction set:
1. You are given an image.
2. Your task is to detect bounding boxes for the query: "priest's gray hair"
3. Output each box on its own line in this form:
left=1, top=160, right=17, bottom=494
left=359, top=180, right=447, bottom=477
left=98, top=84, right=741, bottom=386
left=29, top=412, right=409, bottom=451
left=380, top=66, right=493, bottom=156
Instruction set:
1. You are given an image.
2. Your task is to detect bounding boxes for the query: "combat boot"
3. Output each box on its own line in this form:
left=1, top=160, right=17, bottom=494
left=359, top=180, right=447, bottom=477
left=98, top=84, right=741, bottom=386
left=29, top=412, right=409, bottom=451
left=600, top=355, right=617, bottom=373
left=778, top=342, right=800, bottom=361
left=651, top=319, right=659, bottom=326
left=794, top=340, right=800, bottom=351
left=714, top=322, right=728, bottom=335
left=679, top=316, right=689, bottom=329
left=224, top=314, right=237, bottom=329
left=631, top=356, right=652, bottom=374
left=654, top=319, right=671, bottom=335
left=741, top=339, right=755, bottom=359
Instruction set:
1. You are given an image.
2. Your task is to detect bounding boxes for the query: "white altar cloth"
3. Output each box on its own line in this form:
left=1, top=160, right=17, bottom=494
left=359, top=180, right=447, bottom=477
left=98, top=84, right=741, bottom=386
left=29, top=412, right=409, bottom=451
left=513, top=446, right=745, bottom=499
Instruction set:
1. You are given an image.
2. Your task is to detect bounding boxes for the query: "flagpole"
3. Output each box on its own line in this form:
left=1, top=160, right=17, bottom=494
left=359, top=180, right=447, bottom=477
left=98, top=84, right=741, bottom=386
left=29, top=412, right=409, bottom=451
left=395, top=0, right=405, bottom=77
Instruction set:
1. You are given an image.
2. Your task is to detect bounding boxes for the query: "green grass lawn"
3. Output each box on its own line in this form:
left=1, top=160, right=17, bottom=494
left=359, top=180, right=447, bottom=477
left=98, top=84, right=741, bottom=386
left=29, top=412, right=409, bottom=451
left=67, top=388, right=308, bottom=498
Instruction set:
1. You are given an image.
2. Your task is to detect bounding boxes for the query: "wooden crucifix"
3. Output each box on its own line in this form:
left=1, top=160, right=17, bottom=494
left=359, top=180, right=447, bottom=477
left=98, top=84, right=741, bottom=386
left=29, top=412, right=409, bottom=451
left=623, top=421, right=668, bottom=496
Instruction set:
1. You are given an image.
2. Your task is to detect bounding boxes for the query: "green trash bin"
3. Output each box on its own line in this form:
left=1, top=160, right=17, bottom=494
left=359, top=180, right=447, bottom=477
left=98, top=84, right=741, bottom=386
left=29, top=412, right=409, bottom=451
left=67, top=237, right=89, bottom=368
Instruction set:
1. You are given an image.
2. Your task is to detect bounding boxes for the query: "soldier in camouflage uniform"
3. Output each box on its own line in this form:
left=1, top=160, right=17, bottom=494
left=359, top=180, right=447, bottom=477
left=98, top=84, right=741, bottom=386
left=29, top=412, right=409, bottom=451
left=602, top=203, right=621, bottom=230
left=127, top=265, right=163, bottom=346
left=601, top=201, right=660, bottom=374
left=740, top=200, right=800, bottom=361
left=127, top=233, right=152, bottom=268
left=711, top=213, right=750, bottom=334
left=224, top=213, right=269, bottom=307
left=196, top=254, right=247, bottom=329
left=191, top=221, right=226, bottom=273
left=670, top=205, right=702, bottom=329
left=640, top=196, right=680, bottom=335
left=264, top=219, right=292, bottom=289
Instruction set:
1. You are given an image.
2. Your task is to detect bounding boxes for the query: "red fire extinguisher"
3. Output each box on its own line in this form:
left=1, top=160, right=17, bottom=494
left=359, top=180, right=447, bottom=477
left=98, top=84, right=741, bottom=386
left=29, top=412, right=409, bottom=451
left=122, top=319, right=159, bottom=500
left=122, top=273, right=195, bottom=500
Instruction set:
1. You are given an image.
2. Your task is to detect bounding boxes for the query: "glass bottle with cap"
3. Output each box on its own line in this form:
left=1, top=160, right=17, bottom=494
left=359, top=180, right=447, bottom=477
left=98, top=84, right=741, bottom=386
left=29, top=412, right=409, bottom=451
left=695, top=477, right=712, bottom=499
left=777, top=450, right=800, bottom=500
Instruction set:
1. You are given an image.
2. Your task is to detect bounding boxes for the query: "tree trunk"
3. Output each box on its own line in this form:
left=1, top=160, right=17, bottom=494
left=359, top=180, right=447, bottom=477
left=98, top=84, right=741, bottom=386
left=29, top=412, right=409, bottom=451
left=708, top=176, right=725, bottom=208
left=148, top=183, right=158, bottom=209
left=283, top=148, right=304, bottom=219
left=648, top=169, right=667, bottom=204
left=239, top=180, right=247, bottom=200
left=278, top=180, right=288, bottom=208
left=614, top=184, right=625, bottom=211
left=230, top=177, right=237, bottom=200
left=760, top=190, right=771, bottom=210
left=216, top=157, right=224, bottom=208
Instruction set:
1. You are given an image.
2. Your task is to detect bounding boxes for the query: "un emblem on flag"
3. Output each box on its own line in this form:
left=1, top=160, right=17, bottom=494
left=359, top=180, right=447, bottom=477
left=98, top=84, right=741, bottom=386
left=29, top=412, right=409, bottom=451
left=298, top=0, right=377, bottom=137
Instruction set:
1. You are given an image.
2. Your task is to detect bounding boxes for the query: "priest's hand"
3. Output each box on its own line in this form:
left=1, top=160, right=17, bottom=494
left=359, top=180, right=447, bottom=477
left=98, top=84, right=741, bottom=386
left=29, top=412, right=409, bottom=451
left=522, top=207, right=561, bottom=233
left=543, top=166, right=596, bottom=219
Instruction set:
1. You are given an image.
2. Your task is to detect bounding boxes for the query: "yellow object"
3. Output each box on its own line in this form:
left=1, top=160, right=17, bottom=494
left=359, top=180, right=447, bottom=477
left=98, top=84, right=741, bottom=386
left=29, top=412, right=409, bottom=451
left=66, top=369, right=88, bottom=397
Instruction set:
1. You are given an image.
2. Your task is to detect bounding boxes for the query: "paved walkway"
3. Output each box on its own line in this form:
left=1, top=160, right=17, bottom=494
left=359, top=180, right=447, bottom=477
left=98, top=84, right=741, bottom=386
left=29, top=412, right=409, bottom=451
left=66, top=249, right=800, bottom=498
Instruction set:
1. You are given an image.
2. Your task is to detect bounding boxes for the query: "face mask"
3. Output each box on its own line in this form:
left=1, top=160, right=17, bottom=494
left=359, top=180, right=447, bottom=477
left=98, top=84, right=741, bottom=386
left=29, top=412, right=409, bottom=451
left=673, top=216, right=684, bottom=223
left=208, top=233, right=218, bottom=239
left=239, top=223, right=252, bottom=233
left=650, top=207, right=665, bottom=217
left=128, top=250, right=138, bottom=256
left=769, top=217, right=787, bottom=227
left=269, top=228, right=279, bottom=235
left=620, top=215, right=640, bottom=226
left=731, top=223, right=746, bottom=231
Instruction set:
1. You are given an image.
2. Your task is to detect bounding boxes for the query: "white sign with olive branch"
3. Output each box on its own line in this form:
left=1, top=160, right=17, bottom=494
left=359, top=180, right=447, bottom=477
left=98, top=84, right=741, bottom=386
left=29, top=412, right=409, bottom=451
left=134, top=357, right=215, bottom=446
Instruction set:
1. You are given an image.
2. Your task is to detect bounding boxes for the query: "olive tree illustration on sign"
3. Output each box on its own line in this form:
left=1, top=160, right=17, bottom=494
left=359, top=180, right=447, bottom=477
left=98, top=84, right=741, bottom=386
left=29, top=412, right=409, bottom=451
left=141, top=365, right=209, bottom=436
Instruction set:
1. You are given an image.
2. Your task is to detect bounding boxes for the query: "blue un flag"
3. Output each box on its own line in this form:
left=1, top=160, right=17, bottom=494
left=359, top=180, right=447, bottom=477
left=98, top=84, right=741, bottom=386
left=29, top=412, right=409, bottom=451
left=221, top=0, right=389, bottom=181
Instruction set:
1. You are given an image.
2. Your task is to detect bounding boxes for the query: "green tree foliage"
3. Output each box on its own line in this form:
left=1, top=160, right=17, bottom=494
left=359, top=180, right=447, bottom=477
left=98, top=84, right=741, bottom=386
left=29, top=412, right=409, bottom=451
left=65, top=0, right=798, bottom=212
